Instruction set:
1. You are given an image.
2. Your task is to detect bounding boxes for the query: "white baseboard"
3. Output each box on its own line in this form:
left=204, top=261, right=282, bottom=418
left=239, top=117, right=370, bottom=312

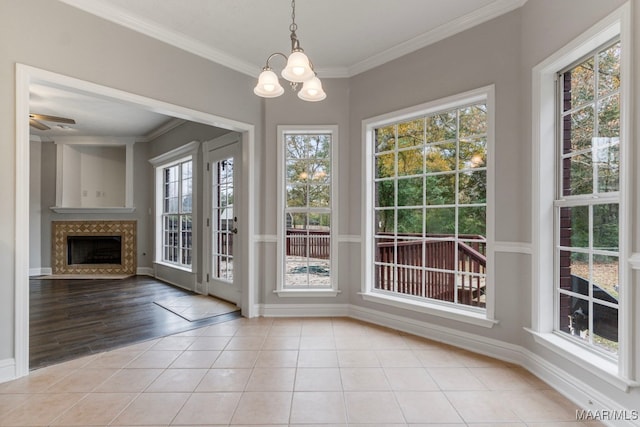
left=523, top=351, right=639, bottom=427
left=258, top=304, right=640, bottom=427
left=154, top=276, right=192, bottom=292
left=348, top=304, right=638, bottom=427
left=349, top=304, right=524, bottom=364
left=29, top=267, right=52, bottom=277
left=259, top=303, right=350, bottom=317
left=136, top=267, right=154, bottom=276
left=0, top=359, right=16, bottom=384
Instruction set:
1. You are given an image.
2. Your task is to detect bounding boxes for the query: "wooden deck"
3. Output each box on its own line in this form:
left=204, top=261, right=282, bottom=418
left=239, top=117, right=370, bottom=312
left=29, top=275, right=240, bottom=370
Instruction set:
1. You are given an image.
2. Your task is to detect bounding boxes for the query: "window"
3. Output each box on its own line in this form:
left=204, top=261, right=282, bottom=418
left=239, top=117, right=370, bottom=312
left=150, top=142, right=198, bottom=273
left=161, top=159, right=193, bottom=267
left=555, top=41, right=620, bottom=357
left=363, top=86, right=494, bottom=323
left=277, top=126, right=338, bottom=295
left=531, top=4, right=632, bottom=384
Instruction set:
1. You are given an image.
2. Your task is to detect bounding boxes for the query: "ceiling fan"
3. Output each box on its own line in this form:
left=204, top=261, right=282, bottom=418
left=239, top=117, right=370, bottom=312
left=29, top=113, right=76, bottom=130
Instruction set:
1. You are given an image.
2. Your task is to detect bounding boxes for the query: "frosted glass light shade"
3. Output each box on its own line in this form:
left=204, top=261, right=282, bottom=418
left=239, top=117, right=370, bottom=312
left=281, top=51, right=314, bottom=82
left=298, top=76, right=326, bottom=102
left=254, top=69, right=284, bottom=97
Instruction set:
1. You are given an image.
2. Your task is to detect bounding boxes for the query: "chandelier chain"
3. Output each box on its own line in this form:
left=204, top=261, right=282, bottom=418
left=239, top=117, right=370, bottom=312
left=290, top=0, right=297, bottom=33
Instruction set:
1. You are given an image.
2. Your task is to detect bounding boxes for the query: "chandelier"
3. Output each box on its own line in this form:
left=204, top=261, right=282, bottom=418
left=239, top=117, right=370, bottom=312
left=253, top=0, right=326, bottom=102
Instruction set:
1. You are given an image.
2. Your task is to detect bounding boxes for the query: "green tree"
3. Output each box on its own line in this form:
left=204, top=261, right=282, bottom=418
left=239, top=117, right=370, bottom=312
left=286, top=134, right=331, bottom=226
left=374, top=103, right=487, bottom=237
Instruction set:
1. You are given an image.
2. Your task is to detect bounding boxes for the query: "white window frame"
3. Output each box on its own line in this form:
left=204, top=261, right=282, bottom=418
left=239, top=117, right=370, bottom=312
left=149, top=141, right=200, bottom=273
left=275, top=125, right=339, bottom=297
left=530, top=3, right=636, bottom=390
left=362, top=85, right=496, bottom=328
left=161, top=159, right=193, bottom=266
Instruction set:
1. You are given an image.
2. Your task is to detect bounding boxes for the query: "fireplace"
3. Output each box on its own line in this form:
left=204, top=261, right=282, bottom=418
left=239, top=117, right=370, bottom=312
left=67, top=236, right=122, bottom=265
left=52, top=220, right=136, bottom=275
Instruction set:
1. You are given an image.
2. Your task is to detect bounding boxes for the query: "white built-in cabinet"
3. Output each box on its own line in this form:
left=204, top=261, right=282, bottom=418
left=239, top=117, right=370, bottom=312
left=51, top=137, right=135, bottom=213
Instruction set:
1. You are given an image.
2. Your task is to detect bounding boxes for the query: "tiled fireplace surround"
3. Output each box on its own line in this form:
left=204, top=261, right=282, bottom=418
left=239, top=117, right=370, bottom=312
left=52, top=220, right=136, bottom=275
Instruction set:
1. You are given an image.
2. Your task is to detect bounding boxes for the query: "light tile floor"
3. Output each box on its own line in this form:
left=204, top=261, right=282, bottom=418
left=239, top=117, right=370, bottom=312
left=0, top=317, right=604, bottom=426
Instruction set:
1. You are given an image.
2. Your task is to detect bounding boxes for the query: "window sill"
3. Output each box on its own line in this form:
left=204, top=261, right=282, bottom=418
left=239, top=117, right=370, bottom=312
left=525, top=328, right=639, bottom=392
left=274, top=289, right=341, bottom=297
left=154, top=261, right=193, bottom=274
left=360, top=291, right=498, bottom=328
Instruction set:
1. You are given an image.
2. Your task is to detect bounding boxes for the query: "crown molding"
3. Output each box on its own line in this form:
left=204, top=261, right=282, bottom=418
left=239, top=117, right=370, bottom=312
left=59, top=0, right=259, bottom=77
left=348, top=0, right=528, bottom=76
left=138, top=118, right=187, bottom=142
left=148, top=140, right=200, bottom=166
left=60, top=0, right=527, bottom=79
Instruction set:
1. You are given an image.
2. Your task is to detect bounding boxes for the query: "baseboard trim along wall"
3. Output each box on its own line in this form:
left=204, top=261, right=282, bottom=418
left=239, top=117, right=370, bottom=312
left=153, top=263, right=196, bottom=292
left=260, top=302, right=637, bottom=427
left=0, top=359, right=16, bottom=384
left=258, top=303, right=350, bottom=318
left=136, top=267, right=154, bottom=276
left=28, top=268, right=52, bottom=277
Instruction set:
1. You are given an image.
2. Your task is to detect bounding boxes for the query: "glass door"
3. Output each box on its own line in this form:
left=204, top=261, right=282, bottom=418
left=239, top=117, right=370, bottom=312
left=205, top=135, right=241, bottom=305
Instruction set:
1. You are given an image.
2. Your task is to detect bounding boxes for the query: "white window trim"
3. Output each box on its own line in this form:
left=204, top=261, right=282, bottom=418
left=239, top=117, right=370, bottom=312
left=275, top=125, right=340, bottom=297
left=149, top=140, right=200, bottom=272
left=361, top=85, right=496, bottom=328
left=530, top=2, right=637, bottom=388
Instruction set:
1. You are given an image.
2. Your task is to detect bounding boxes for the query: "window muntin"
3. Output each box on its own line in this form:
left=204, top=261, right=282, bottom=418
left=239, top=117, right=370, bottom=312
left=211, top=157, right=234, bottom=282
left=555, top=40, right=620, bottom=357
left=162, top=159, right=193, bottom=267
left=282, top=131, right=333, bottom=289
left=373, top=100, right=488, bottom=309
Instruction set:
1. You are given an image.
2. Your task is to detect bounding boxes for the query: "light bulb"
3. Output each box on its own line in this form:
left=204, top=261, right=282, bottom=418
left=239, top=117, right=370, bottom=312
left=298, top=76, right=326, bottom=102
left=254, top=69, right=284, bottom=98
left=282, top=51, right=314, bottom=82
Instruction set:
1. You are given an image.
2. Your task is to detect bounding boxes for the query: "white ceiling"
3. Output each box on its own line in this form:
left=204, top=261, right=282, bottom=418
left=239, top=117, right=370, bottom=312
left=31, top=0, right=526, bottom=138
left=30, top=83, right=176, bottom=139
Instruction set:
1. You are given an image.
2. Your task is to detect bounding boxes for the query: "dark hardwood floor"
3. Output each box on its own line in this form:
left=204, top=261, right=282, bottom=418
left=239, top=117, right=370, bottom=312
left=29, top=275, right=240, bottom=370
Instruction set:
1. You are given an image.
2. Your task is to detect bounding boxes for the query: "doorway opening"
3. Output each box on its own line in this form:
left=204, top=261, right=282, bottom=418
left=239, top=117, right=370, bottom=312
left=15, top=64, right=256, bottom=377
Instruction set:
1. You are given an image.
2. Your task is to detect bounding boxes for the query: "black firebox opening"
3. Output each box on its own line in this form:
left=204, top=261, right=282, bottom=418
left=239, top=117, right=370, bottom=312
left=67, top=236, right=122, bottom=265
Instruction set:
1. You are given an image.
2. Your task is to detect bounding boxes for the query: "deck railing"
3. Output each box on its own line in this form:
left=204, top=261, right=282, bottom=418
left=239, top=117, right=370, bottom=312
left=285, top=229, right=487, bottom=307
left=375, top=234, right=486, bottom=307
left=286, top=228, right=331, bottom=259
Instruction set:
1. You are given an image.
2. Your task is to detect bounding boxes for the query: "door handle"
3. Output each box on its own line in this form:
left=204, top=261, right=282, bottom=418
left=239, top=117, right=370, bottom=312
left=231, top=227, right=238, bottom=234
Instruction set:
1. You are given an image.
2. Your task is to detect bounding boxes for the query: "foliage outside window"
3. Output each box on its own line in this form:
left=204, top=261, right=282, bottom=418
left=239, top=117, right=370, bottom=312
left=555, top=40, right=620, bottom=357
left=282, top=131, right=333, bottom=289
left=373, top=99, right=488, bottom=309
left=162, top=159, right=193, bottom=267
